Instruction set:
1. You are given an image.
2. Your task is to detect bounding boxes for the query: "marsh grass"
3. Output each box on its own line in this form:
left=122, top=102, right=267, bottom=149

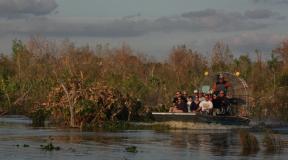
left=125, top=146, right=138, bottom=153
left=239, top=129, right=259, bottom=155
left=0, top=38, right=288, bottom=125
left=31, top=108, right=50, bottom=127
left=263, top=130, right=284, bottom=153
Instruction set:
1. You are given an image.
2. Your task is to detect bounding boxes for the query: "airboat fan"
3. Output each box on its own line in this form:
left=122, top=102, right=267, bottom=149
left=200, top=72, right=249, bottom=108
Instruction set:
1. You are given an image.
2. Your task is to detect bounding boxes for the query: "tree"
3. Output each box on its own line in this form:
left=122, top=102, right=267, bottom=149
left=273, top=40, right=288, bottom=67
left=267, top=53, right=280, bottom=101
left=168, top=45, right=207, bottom=90
left=211, top=41, right=233, bottom=72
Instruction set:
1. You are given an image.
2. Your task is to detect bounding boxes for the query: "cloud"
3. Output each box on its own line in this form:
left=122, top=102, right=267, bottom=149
left=182, top=8, right=217, bottom=18
left=0, top=17, right=150, bottom=37
left=252, top=0, right=288, bottom=4
left=224, top=32, right=287, bottom=53
left=0, top=0, right=57, bottom=18
left=180, top=8, right=282, bottom=31
left=182, top=8, right=283, bottom=20
left=244, top=9, right=277, bottom=19
left=0, top=8, right=284, bottom=38
left=195, top=32, right=288, bottom=59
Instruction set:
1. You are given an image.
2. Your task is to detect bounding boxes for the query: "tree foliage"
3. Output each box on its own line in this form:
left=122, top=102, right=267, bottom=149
left=0, top=37, right=287, bottom=122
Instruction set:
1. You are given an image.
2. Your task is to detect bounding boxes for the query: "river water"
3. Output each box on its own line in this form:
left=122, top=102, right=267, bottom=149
left=0, top=116, right=287, bottom=160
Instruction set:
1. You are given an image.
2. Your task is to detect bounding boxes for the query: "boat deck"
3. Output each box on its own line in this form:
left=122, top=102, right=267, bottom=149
left=152, top=112, right=250, bottom=126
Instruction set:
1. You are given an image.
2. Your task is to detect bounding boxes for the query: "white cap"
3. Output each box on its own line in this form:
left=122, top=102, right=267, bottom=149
left=193, top=90, right=198, bottom=93
left=219, top=73, right=224, bottom=78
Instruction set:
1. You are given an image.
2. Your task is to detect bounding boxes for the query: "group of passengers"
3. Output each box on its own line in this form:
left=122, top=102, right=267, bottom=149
left=169, top=74, right=231, bottom=115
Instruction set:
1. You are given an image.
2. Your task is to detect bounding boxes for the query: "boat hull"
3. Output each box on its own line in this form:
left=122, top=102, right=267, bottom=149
left=152, top=112, right=250, bottom=126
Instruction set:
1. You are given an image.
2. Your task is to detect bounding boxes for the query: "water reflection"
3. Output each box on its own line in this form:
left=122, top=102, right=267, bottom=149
left=167, top=130, right=237, bottom=157
left=209, top=133, right=231, bottom=156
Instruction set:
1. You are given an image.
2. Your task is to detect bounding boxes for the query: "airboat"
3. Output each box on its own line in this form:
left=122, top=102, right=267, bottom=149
left=152, top=72, right=251, bottom=126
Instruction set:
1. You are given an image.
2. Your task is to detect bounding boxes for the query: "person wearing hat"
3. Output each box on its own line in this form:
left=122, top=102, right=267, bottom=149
left=212, top=73, right=231, bottom=96
left=192, top=89, right=198, bottom=101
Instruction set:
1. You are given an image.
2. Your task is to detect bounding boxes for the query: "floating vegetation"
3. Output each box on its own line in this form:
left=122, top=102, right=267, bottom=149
left=23, top=144, right=30, bottom=147
left=31, top=108, right=50, bottom=127
left=15, top=144, right=30, bottom=148
left=239, top=129, right=259, bottom=155
left=125, top=146, right=138, bottom=153
left=40, top=142, right=60, bottom=151
left=263, top=130, right=284, bottom=153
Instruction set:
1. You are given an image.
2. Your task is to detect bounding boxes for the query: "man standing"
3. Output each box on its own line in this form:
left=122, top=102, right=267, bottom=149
left=212, top=74, right=231, bottom=96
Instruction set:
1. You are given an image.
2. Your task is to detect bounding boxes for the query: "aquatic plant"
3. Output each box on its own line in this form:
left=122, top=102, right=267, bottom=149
left=125, top=146, right=138, bottom=153
left=40, top=142, right=60, bottom=151
left=15, top=144, right=30, bottom=148
left=31, top=107, right=50, bottom=127
left=23, top=144, right=30, bottom=147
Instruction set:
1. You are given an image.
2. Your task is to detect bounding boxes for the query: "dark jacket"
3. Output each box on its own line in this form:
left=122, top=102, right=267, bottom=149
left=213, top=96, right=229, bottom=109
left=176, top=102, right=188, bottom=112
left=190, top=101, right=199, bottom=111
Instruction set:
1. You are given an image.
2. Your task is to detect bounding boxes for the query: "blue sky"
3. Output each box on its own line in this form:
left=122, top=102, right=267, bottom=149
left=0, top=0, right=288, bottom=59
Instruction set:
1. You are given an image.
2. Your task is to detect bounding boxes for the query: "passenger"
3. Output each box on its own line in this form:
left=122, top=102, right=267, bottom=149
left=172, top=91, right=182, bottom=105
left=212, top=94, right=221, bottom=115
left=187, top=96, right=193, bottom=112
left=216, top=90, right=230, bottom=115
left=182, top=90, right=188, bottom=97
left=182, top=90, right=188, bottom=103
left=190, top=95, right=200, bottom=112
left=209, top=94, right=214, bottom=101
left=192, top=89, right=199, bottom=100
left=182, top=91, right=188, bottom=102
left=212, top=73, right=231, bottom=96
left=192, top=89, right=199, bottom=101
left=176, top=97, right=188, bottom=112
left=170, top=91, right=181, bottom=112
left=199, top=92, right=205, bottom=102
left=169, top=97, right=188, bottom=113
left=172, top=91, right=187, bottom=104
left=197, top=94, right=213, bottom=115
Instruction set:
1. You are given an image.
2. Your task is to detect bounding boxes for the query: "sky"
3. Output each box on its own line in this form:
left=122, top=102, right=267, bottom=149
left=0, top=0, right=288, bottom=59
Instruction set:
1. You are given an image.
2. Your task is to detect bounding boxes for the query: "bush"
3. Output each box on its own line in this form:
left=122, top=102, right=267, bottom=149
left=31, top=108, right=50, bottom=127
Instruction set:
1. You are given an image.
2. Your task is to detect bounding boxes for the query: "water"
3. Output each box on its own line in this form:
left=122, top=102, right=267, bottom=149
left=0, top=116, right=288, bottom=160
